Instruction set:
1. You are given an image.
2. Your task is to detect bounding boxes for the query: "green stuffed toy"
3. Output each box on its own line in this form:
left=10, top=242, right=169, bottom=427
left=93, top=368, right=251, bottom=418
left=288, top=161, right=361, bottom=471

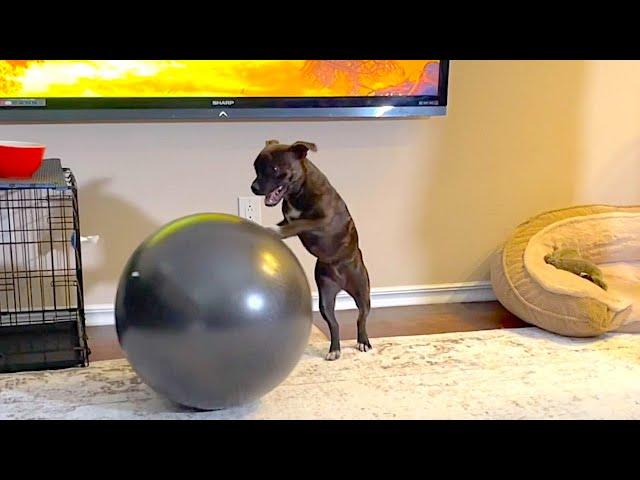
left=544, top=247, right=608, bottom=291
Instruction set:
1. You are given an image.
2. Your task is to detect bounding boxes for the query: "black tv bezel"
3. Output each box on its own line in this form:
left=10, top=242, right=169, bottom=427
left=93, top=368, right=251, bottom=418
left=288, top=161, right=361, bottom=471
left=0, top=60, right=449, bottom=123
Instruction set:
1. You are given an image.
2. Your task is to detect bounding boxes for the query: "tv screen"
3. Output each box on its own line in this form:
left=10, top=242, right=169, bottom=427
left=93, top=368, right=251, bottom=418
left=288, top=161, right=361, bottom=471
left=0, top=60, right=449, bottom=123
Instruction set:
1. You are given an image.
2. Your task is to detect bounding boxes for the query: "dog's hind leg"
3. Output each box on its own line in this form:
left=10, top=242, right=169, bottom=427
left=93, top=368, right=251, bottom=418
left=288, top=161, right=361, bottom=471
left=315, top=261, right=342, bottom=361
left=354, top=291, right=372, bottom=352
left=343, top=255, right=372, bottom=352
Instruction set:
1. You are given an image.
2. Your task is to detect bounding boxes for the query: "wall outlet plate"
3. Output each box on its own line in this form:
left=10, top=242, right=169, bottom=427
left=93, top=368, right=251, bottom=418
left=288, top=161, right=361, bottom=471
left=238, top=196, right=262, bottom=224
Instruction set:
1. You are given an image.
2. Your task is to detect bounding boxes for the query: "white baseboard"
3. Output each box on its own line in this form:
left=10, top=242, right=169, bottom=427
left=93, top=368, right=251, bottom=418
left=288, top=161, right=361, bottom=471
left=85, top=281, right=495, bottom=327
left=321, top=281, right=495, bottom=311
left=85, top=304, right=119, bottom=326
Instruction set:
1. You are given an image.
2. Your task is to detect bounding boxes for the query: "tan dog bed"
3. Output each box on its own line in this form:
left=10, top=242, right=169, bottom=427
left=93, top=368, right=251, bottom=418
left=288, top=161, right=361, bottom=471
left=491, top=205, right=640, bottom=337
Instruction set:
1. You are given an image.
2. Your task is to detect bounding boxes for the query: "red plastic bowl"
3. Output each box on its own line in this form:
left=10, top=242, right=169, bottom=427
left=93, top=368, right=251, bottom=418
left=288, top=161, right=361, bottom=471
left=0, top=141, right=46, bottom=178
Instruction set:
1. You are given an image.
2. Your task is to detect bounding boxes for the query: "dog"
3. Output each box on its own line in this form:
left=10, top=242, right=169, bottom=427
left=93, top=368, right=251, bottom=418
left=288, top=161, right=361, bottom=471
left=250, top=139, right=371, bottom=360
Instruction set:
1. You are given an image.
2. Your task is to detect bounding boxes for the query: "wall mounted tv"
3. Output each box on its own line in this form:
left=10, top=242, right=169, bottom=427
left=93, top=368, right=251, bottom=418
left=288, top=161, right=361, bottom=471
left=0, top=60, right=449, bottom=123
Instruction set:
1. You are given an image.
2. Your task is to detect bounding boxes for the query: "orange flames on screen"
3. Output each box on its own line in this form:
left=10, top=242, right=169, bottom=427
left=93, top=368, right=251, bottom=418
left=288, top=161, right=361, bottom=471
left=0, top=60, right=439, bottom=97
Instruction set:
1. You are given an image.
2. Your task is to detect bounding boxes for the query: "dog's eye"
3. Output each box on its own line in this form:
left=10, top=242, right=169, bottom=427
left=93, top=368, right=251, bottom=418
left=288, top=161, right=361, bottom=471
left=272, top=165, right=279, bottom=173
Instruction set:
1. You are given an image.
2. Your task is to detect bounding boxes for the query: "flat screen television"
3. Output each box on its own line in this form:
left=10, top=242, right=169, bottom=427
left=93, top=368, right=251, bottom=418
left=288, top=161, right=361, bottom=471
left=0, top=60, right=449, bottom=123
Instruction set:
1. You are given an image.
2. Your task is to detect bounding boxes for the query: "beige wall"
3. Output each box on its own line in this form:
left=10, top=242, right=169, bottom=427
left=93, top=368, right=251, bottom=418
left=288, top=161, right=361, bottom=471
left=1, top=60, right=638, bottom=306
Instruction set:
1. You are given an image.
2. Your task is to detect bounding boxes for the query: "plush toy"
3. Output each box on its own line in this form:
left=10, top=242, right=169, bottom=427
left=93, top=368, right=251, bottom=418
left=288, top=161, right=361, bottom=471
left=544, top=247, right=608, bottom=290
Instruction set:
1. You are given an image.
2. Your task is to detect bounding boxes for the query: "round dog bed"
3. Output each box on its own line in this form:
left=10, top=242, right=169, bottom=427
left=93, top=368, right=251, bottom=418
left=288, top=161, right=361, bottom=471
left=491, top=205, right=640, bottom=337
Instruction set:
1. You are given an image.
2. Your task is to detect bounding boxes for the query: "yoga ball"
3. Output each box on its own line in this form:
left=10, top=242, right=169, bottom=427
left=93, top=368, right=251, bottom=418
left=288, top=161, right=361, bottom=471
left=115, top=213, right=312, bottom=410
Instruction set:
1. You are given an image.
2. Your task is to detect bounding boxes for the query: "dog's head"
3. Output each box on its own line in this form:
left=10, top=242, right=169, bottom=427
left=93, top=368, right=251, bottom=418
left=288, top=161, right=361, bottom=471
left=251, top=139, right=317, bottom=206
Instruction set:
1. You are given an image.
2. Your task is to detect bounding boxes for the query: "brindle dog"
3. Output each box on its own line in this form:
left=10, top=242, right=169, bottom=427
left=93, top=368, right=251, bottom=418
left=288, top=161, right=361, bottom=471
left=251, top=140, right=371, bottom=360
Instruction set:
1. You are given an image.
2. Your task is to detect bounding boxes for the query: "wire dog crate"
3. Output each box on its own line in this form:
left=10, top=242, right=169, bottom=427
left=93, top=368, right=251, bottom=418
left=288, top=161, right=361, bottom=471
left=0, top=158, right=90, bottom=373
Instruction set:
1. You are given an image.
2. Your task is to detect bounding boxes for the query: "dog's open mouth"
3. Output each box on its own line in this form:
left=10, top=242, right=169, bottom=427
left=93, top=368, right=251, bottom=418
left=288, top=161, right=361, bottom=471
left=265, top=185, right=287, bottom=207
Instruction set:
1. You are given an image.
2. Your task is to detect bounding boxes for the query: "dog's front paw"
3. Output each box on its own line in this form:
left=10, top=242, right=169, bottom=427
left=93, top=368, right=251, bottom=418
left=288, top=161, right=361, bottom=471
left=357, top=341, right=373, bottom=352
left=325, top=350, right=341, bottom=361
left=267, top=226, right=283, bottom=238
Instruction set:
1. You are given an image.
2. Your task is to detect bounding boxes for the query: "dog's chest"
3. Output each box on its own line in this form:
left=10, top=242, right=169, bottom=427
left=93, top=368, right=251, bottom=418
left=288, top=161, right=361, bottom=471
left=284, top=203, right=303, bottom=221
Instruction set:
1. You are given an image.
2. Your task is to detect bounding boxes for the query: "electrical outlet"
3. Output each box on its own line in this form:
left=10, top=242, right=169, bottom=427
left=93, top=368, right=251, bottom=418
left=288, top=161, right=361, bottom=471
left=238, top=196, right=262, bottom=224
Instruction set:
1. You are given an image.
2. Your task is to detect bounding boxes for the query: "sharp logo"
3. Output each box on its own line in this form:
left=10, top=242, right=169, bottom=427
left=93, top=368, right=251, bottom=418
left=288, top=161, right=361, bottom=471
left=211, top=100, right=235, bottom=106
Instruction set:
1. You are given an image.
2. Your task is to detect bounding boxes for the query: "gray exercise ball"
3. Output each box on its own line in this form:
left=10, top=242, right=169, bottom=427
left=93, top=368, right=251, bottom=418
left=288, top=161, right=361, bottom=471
left=115, top=213, right=312, bottom=410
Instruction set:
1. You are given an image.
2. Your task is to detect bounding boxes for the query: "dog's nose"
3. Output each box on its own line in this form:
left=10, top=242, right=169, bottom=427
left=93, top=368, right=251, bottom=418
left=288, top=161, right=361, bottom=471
left=250, top=180, right=260, bottom=195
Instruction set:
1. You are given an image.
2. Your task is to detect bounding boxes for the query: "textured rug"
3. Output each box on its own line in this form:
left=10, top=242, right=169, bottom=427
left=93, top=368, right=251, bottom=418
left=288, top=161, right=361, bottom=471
left=2, top=327, right=640, bottom=419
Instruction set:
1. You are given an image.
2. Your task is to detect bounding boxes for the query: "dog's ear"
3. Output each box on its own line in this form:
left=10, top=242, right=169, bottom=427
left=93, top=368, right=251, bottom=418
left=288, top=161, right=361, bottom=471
left=265, top=139, right=279, bottom=146
left=289, top=141, right=317, bottom=159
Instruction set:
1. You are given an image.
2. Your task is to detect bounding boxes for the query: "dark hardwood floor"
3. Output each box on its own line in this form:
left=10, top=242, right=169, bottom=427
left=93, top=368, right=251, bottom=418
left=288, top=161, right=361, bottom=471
left=87, top=301, right=528, bottom=362
left=313, top=301, right=526, bottom=339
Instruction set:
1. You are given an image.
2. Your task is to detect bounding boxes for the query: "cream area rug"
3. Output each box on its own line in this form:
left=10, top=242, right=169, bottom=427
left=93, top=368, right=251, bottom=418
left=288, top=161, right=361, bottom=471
left=1, top=326, right=640, bottom=420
